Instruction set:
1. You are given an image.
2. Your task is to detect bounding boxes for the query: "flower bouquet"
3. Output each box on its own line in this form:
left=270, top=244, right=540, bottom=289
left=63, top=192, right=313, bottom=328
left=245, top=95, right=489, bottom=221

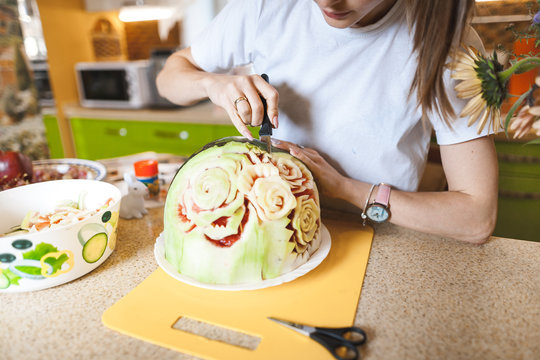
left=452, top=0, right=540, bottom=143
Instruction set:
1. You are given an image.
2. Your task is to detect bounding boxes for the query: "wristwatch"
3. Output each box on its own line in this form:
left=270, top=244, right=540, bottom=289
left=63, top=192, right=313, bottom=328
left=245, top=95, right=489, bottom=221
left=365, top=183, right=391, bottom=223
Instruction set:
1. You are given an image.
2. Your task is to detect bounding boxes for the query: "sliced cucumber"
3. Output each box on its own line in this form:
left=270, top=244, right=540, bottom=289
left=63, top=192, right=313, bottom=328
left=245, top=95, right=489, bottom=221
left=78, top=223, right=107, bottom=247
left=82, top=232, right=108, bottom=263
left=0, top=271, right=10, bottom=289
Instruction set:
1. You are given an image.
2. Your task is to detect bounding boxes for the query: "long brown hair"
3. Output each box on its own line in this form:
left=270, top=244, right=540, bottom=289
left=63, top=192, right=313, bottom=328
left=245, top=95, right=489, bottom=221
left=405, top=0, right=476, bottom=122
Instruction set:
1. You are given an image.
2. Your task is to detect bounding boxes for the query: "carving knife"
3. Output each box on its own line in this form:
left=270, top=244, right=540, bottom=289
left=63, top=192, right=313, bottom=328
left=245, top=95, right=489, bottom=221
left=259, top=73, right=273, bottom=153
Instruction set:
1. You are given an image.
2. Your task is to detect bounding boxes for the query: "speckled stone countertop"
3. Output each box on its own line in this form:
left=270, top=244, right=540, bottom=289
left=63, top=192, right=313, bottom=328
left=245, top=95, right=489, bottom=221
left=2, top=207, right=539, bottom=360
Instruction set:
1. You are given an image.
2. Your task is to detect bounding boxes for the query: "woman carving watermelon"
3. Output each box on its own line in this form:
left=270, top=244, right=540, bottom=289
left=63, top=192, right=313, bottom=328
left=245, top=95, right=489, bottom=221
left=157, top=0, right=498, bottom=245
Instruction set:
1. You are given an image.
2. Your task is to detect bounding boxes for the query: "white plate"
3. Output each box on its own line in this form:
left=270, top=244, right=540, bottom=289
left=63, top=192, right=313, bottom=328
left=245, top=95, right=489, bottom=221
left=32, top=158, right=107, bottom=181
left=154, top=224, right=331, bottom=291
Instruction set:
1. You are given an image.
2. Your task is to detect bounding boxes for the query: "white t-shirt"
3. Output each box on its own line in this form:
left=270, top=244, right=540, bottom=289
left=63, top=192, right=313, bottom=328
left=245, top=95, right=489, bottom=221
left=191, top=0, right=489, bottom=193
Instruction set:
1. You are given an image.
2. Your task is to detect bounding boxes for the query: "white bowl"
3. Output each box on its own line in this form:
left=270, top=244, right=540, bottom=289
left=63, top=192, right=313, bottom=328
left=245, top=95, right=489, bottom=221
left=0, top=179, right=121, bottom=292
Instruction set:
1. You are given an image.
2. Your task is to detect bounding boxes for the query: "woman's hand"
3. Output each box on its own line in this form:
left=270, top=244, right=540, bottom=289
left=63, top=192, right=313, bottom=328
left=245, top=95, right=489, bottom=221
left=271, top=139, right=348, bottom=200
left=204, top=74, right=279, bottom=139
left=156, top=47, right=279, bottom=139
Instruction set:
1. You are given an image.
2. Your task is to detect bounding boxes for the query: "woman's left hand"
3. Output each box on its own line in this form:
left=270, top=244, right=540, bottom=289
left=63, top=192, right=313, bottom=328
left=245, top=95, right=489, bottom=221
left=271, top=139, right=347, bottom=200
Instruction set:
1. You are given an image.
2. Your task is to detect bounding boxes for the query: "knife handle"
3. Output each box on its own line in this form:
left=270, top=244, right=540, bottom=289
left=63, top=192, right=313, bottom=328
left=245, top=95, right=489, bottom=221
left=259, top=73, right=273, bottom=136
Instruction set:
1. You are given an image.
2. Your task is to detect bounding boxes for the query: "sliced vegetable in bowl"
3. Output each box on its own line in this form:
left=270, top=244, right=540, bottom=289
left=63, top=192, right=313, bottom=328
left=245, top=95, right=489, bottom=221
left=0, top=179, right=121, bottom=292
left=1, top=191, right=114, bottom=237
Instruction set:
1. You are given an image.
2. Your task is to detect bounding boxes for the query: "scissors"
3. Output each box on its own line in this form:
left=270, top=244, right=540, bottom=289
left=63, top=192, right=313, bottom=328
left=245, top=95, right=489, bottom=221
left=268, top=317, right=367, bottom=360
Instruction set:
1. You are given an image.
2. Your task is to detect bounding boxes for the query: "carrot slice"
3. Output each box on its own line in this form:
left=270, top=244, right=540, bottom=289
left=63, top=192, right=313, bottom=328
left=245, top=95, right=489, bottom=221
left=35, top=222, right=50, bottom=231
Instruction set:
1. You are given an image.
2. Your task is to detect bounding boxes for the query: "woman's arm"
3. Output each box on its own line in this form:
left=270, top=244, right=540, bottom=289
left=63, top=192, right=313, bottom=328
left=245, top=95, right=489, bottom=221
left=388, top=136, right=498, bottom=243
left=277, top=136, right=498, bottom=244
left=156, top=47, right=279, bottom=139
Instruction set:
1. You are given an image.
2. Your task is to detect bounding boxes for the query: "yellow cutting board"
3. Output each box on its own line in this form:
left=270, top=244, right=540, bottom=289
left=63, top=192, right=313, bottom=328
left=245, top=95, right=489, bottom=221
left=102, top=219, right=373, bottom=360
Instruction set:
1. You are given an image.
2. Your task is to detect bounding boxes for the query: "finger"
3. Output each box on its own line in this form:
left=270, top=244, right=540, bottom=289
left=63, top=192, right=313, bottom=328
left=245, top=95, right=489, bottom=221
left=272, top=139, right=319, bottom=160
left=288, top=144, right=318, bottom=162
left=234, top=96, right=252, bottom=125
left=253, top=75, right=279, bottom=128
left=271, top=138, right=300, bottom=152
left=243, top=86, right=265, bottom=126
left=290, top=146, right=310, bottom=163
left=224, top=106, right=254, bottom=140
left=300, top=146, right=319, bottom=156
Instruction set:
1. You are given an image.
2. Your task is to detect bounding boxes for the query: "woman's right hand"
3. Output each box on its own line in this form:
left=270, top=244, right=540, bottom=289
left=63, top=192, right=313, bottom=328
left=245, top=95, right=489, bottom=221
left=203, top=74, right=279, bottom=139
left=157, top=47, right=280, bottom=139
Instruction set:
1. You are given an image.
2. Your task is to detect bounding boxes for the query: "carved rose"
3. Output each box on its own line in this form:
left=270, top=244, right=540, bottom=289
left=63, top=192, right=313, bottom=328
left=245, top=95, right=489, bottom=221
left=272, top=153, right=313, bottom=194
left=238, top=163, right=297, bottom=222
left=250, top=175, right=297, bottom=222
left=180, top=156, right=247, bottom=238
left=291, top=194, right=320, bottom=253
left=191, top=167, right=231, bottom=210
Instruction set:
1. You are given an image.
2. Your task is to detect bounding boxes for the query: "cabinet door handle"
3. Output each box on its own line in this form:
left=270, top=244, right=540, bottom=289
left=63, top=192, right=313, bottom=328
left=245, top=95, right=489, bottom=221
left=499, top=189, right=540, bottom=200
left=498, top=153, right=540, bottom=164
left=154, top=130, right=190, bottom=140
left=105, top=128, right=128, bottom=136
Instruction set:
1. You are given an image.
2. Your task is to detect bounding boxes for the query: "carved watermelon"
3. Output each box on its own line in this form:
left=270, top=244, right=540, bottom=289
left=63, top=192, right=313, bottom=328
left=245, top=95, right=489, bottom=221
left=163, top=137, right=321, bottom=285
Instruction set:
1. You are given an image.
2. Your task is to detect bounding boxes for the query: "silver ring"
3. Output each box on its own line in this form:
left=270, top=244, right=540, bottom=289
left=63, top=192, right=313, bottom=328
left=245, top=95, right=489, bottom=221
left=298, top=144, right=305, bottom=149
left=234, top=96, right=248, bottom=109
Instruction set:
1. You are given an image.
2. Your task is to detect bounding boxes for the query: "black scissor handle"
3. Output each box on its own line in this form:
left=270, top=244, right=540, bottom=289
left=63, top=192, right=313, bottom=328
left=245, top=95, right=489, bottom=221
left=316, top=326, right=367, bottom=346
left=310, top=331, right=359, bottom=360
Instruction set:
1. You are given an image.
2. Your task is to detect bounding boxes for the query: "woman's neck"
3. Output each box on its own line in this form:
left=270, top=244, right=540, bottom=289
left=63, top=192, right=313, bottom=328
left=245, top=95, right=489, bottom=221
left=351, top=0, right=398, bottom=28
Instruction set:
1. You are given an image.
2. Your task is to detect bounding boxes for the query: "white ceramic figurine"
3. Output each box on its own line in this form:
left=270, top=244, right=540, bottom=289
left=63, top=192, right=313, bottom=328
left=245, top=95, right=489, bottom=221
left=119, top=173, right=148, bottom=219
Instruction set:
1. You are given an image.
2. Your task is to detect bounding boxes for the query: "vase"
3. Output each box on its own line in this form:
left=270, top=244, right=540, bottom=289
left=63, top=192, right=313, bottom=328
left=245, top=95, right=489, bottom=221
left=505, top=37, right=539, bottom=110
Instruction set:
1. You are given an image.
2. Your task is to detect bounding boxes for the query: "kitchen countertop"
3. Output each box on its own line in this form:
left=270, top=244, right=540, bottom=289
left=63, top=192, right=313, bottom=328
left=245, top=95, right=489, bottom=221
left=62, top=101, right=231, bottom=124
left=2, top=207, right=539, bottom=360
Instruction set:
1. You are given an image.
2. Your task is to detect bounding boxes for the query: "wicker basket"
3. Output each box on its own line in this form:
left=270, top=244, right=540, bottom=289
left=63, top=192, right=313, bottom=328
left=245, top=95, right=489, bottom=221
left=91, top=18, right=122, bottom=61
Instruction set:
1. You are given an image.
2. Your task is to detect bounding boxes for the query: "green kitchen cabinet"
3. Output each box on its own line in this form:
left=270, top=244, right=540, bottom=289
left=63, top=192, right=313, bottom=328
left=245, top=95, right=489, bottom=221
left=494, top=140, right=540, bottom=242
left=42, top=113, right=65, bottom=158
left=69, top=117, right=257, bottom=160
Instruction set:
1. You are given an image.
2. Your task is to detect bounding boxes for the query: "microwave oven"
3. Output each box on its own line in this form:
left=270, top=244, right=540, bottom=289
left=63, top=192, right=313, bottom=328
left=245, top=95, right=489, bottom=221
left=75, top=60, right=152, bottom=109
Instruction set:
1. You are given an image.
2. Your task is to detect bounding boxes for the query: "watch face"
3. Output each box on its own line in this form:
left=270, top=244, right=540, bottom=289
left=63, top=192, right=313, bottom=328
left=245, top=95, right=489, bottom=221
left=366, top=204, right=389, bottom=223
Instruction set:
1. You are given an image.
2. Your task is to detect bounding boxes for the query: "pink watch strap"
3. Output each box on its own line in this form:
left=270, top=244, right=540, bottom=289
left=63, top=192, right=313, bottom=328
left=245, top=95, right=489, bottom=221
left=374, top=183, right=391, bottom=206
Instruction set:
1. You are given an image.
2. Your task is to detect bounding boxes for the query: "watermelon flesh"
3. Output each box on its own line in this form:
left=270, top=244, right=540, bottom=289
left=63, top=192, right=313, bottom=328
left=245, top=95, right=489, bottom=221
left=164, top=137, right=321, bottom=285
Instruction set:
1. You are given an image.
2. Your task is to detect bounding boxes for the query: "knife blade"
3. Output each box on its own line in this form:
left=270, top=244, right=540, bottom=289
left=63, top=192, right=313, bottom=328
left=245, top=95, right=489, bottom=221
left=259, top=73, right=273, bottom=153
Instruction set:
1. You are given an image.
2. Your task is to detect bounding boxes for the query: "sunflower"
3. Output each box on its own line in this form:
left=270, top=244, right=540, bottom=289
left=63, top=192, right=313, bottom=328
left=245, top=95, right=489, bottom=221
left=450, top=46, right=505, bottom=134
